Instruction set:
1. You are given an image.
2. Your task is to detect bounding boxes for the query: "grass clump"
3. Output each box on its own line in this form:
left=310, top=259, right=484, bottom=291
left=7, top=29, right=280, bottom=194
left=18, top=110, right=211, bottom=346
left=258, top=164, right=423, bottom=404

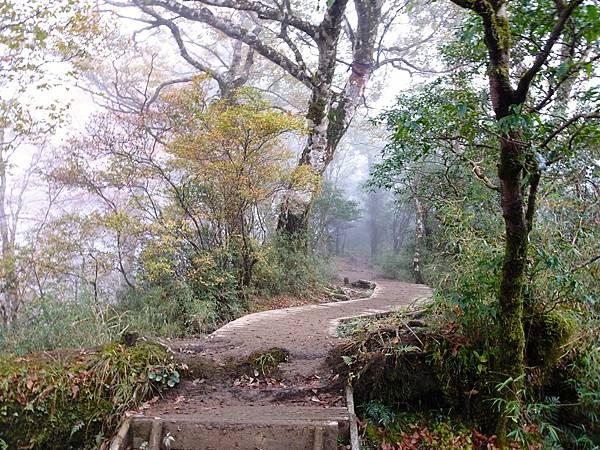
left=0, top=295, right=125, bottom=355
left=247, top=347, right=290, bottom=376
left=0, top=340, right=181, bottom=449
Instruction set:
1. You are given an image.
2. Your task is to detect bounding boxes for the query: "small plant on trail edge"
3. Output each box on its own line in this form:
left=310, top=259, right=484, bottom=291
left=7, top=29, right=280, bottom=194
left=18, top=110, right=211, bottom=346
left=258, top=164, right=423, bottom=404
left=247, top=348, right=289, bottom=376
left=148, top=364, right=181, bottom=387
left=364, top=401, right=395, bottom=427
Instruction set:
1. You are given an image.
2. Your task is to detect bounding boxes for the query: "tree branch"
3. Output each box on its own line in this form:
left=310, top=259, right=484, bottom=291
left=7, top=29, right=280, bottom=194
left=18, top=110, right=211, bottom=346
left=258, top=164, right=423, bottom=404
left=540, top=111, right=600, bottom=149
left=135, top=3, right=222, bottom=79
left=144, top=76, right=195, bottom=110
left=185, top=0, right=318, bottom=38
left=515, top=0, right=583, bottom=102
left=134, top=0, right=314, bottom=88
left=449, top=140, right=500, bottom=191
left=571, top=254, right=600, bottom=272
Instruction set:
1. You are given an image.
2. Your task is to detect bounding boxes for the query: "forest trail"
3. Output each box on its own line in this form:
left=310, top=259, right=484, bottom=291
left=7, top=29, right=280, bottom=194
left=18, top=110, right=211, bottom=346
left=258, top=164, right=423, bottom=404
left=126, top=258, right=431, bottom=449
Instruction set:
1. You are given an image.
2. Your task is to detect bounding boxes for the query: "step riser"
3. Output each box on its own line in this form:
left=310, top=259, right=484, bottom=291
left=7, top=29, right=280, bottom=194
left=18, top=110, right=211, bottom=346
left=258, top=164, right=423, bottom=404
left=131, top=420, right=340, bottom=450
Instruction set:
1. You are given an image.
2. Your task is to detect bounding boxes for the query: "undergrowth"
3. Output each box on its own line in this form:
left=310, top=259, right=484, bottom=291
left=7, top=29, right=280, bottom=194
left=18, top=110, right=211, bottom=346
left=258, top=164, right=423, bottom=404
left=0, top=295, right=124, bottom=355
left=331, top=301, right=598, bottom=449
left=360, top=408, right=502, bottom=450
left=374, top=249, right=414, bottom=282
left=0, top=340, right=181, bottom=449
left=1, top=239, right=335, bottom=356
left=253, top=240, right=335, bottom=296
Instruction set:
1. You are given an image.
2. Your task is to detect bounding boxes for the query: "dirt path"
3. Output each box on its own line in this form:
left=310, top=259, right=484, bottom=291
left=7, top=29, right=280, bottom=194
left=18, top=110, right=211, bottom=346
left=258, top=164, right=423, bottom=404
left=143, top=257, right=431, bottom=417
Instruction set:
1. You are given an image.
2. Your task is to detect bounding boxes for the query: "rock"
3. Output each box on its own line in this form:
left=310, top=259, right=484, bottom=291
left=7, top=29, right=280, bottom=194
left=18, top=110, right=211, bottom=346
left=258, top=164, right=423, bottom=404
left=343, top=277, right=349, bottom=285
left=330, top=293, right=351, bottom=301
left=350, top=279, right=376, bottom=290
left=120, top=332, right=139, bottom=347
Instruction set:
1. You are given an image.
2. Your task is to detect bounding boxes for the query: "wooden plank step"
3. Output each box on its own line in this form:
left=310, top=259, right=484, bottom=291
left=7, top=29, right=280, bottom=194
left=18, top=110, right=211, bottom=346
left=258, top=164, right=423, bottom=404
left=129, top=406, right=349, bottom=450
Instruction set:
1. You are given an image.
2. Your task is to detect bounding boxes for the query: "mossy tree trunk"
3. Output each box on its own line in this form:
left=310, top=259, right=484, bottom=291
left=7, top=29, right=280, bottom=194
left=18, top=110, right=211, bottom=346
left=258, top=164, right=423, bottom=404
left=277, top=0, right=383, bottom=239
left=495, top=131, right=528, bottom=442
left=413, top=193, right=426, bottom=285
left=448, top=0, right=583, bottom=444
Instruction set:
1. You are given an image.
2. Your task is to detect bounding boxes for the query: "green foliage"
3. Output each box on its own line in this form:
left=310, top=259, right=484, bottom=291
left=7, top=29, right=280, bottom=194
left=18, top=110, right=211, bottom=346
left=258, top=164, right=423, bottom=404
left=375, top=248, right=413, bottom=281
left=552, top=330, right=600, bottom=448
left=0, top=294, right=124, bottom=355
left=336, top=316, right=371, bottom=338
left=0, top=341, right=180, bottom=449
left=148, top=366, right=181, bottom=388
left=364, top=400, right=396, bottom=427
left=116, top=284, right=197, bottom=338
left=252, top=237, right=334, bottom=296
left=332, top=299, right=583, bottom=445
left=12, top=85, right=313, bottom=351
left=369, top=2, right=600, bottom=442
left=312, top=182, right=361, bottom=255
left=127, top=246, right=245, bottom=335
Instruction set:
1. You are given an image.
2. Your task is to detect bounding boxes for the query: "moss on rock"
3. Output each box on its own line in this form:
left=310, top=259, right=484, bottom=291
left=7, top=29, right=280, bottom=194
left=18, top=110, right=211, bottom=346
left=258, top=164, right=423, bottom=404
left=525, top=309, right=573, bottom=371
left=329, top=309, right=576, bottom=434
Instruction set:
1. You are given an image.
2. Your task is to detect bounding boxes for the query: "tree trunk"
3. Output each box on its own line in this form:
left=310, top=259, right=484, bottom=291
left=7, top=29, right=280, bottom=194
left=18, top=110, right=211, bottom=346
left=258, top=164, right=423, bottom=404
left=277, top=89, right=330, bottom=236
left=452, top=0, right=578, bottom=426
left=368, top=191, right=380, bottom=258
left=413, top=194, right=426, bottom=285
left=393, top=209, right=410, bottom=252
left=494, top=131, right=529, bottom=440
left=0, top=131, right=19, bottom=327
left=277, top=0, right=382, bottom=238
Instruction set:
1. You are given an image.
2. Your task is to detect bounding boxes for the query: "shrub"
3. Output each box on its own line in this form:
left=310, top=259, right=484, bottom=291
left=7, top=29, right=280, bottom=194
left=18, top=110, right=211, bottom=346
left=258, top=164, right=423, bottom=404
left=116, top=283, right=194, bottom=338
left=330, top=304, right=582, bottom=445
left=0, top=340, right=180, bottom=449
left=252, top=238, right=335, bottom=296
left=375, top=249, right=413, bottom=281
left=127, top=246, right=246, bottom=336
left=0, top=294, right=124, bottom=355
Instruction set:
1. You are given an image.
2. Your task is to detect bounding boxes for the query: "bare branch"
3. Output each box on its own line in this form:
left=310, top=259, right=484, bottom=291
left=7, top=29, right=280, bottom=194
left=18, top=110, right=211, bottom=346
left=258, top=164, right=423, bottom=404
left=134, top=0, right=315, bottom=87
left=144, top=76, right=195, bottom=110
left=184, top=0, right=318, bottom=38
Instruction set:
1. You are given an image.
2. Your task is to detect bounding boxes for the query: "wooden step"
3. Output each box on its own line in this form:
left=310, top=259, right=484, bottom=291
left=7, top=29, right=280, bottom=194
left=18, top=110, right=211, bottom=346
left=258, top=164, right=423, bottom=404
left=128, top=405, right=350, bottom=450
